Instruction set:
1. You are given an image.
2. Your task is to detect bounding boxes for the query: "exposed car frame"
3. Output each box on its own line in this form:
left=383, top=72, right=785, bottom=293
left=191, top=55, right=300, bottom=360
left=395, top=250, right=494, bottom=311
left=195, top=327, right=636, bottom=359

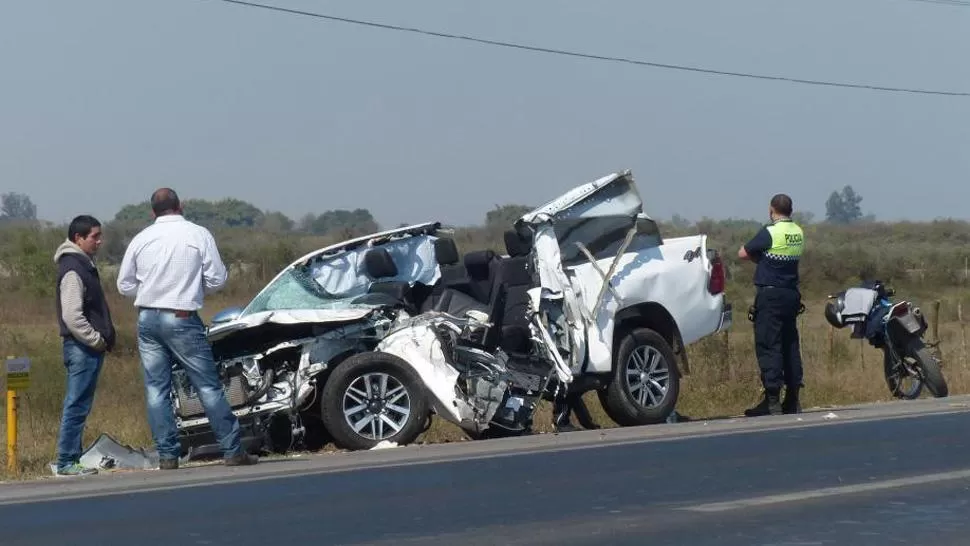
left=171, top=171, right=731, bottom=458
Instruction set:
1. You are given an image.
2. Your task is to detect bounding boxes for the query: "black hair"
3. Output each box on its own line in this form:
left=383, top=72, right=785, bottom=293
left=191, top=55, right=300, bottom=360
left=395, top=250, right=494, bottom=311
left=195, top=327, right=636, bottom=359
left=770, top=194, right=793, bottom=217
left=68, top=215, right=101, bottom=242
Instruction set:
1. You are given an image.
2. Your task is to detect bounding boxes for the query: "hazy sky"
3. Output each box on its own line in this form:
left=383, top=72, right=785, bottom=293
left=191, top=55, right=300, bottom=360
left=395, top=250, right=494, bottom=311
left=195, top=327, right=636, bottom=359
left=2, top=0, right=968, bottom=228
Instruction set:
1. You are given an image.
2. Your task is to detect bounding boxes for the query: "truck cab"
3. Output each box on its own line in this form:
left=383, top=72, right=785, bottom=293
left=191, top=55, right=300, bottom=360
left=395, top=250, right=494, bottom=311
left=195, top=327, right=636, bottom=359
left=516, top=170, right=731, bottom=425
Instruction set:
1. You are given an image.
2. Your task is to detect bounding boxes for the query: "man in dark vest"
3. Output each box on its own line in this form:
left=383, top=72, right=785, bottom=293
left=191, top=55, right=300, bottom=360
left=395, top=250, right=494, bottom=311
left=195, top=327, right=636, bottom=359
left=53, top=214, right=115, bottom=477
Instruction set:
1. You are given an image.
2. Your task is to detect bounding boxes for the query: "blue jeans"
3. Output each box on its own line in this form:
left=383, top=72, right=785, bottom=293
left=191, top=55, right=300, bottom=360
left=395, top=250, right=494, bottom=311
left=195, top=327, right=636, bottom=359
left=137, top=308, right=242, bottom=461
left=56, top=338, right=105, bottom=470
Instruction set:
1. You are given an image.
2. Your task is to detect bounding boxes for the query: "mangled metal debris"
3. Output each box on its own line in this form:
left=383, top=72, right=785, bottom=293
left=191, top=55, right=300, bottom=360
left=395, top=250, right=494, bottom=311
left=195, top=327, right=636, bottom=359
left=48, top=433, right=162, bottom=475
left=164, top=170, right=731, bottom=457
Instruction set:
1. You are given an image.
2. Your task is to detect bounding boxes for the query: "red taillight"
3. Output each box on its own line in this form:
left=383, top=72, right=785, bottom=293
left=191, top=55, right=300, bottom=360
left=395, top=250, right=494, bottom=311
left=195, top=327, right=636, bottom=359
left=891, top=302, right=910, bottom=317
left=709, top=253, right=725, bottom=295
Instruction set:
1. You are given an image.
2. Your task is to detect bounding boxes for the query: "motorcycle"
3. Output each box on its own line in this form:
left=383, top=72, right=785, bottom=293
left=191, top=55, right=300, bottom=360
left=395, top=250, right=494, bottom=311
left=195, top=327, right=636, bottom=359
left=824, top=280, right=948, bottom=400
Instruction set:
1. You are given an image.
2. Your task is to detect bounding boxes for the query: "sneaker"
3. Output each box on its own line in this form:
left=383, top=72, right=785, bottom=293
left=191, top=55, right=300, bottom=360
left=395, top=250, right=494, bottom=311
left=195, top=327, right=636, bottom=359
left=54, top=462, right=98, bottom=477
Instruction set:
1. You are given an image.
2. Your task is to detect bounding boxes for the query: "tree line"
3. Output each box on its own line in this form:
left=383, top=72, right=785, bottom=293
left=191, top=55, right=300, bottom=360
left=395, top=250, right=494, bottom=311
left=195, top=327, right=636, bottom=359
left=3, top=187, right=970, bottom=301
left=1, top=183, right=876, bottom=232
left=1, top=191, right=534, bottom=236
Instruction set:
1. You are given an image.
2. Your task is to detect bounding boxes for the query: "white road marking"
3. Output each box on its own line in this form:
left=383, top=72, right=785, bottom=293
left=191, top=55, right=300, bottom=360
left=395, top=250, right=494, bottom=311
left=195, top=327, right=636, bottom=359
left=681, top=468, right=970, bottom=513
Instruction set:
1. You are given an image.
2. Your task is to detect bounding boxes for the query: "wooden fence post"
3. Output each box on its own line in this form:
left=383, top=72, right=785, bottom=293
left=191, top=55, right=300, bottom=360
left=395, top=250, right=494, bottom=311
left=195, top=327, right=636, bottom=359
left=959, top=300, right=967, bottom=367
left=828, top=326, right=835, bottom=363
left=932, top=300, right=944, bottom=362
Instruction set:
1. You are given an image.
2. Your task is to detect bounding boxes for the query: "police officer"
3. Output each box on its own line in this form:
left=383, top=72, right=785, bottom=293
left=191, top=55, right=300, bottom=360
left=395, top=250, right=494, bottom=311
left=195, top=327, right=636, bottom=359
left=738, top=193, right=805, bottom=416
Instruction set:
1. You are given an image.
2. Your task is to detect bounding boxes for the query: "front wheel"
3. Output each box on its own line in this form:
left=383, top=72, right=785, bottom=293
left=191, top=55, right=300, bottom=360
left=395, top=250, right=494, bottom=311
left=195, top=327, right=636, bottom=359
left=598, top=327, right=680, bottom=426
left=321, top=352, right=431, bottom=450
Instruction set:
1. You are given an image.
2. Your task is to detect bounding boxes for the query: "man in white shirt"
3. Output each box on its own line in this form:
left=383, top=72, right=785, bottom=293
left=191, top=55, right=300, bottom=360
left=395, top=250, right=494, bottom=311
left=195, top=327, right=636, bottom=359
left=117, top=188, right=257, bottom=469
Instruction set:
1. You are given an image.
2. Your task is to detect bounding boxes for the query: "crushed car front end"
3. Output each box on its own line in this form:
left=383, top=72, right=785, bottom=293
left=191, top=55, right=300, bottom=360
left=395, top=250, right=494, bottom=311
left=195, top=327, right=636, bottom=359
left=171, top=222, right=445, bottom=459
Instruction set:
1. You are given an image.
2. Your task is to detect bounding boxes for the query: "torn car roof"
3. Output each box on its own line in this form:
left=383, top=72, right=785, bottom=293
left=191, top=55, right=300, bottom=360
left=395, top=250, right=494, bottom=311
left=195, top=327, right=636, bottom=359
left=517, top=170, right=646, bottom=225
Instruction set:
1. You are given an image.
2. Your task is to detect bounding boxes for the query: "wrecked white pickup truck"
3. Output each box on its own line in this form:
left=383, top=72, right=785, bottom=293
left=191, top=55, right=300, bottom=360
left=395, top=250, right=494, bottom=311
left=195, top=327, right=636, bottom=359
left=174, top=170, right=731, bottom=457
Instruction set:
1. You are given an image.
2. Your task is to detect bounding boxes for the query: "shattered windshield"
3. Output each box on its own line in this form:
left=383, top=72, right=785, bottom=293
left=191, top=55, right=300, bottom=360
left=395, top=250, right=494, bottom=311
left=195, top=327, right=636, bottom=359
left=241, top=234, right=441, bottom=316
left=242, top=267, right=361, bottom=314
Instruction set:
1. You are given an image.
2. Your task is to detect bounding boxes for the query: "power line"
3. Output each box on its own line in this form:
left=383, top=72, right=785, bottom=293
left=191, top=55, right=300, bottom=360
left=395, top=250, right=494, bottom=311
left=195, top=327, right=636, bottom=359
left=205, top=0, right=970, bottom=98
left=897, top=0, right=970, bottom=6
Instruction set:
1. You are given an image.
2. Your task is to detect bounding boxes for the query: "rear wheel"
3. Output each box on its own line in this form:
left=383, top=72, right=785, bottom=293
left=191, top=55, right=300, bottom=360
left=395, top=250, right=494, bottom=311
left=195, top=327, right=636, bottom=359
left=321, top=352, right=431, bottom=450
left=910, top=340, right=948, bottom=398
left=883, top=348, right=923, bottom=400
left=883, top=339, right=948, bottom=399
left=598, top=327, right=680, bottom=426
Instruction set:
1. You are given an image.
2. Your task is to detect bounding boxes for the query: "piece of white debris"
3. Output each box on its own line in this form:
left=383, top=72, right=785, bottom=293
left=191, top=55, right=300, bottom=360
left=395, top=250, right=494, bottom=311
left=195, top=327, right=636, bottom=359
left=823, top=412, right=839, bottom=420
left=370, top=440, right=400, bottom=450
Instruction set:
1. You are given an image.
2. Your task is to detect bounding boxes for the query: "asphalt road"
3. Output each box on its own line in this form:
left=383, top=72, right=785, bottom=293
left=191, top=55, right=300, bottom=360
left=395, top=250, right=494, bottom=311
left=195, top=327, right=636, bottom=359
left=2, top=396, right=970, bottom=545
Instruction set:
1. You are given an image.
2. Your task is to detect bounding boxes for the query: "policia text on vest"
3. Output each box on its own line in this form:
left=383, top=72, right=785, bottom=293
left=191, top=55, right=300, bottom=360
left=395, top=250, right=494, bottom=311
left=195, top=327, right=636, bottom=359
left=738, top=194, right=805, bottom=417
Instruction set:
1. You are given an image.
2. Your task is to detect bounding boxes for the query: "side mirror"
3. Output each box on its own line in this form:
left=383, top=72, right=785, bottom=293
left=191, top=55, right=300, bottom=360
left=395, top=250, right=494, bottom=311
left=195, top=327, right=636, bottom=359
left=211, top=306, right=244, bottom=325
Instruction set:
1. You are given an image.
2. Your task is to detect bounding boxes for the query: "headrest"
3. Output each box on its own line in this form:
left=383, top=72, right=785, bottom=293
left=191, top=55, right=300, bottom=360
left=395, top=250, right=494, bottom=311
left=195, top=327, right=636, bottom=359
left=463, top=250, right=496, bottom=279
left=363, top=247, right=398, bottom=279
left=433, top=237, right=460, bottom=265
left=504, top=230, right=532, bottom=257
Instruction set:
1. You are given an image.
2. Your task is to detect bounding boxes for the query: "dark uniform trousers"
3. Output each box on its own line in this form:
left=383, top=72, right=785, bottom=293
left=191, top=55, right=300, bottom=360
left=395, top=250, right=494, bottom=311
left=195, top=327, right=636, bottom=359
left=754, top=285, right=803, bottom=392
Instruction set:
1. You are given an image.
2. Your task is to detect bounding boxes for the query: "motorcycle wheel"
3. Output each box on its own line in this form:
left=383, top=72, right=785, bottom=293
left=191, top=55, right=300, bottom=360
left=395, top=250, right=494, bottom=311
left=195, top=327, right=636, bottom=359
left=320, top=351, right=431, bottom=451
left=883, top=348, right=923, bottom=400
left=909, top=340, right=948, bottom=398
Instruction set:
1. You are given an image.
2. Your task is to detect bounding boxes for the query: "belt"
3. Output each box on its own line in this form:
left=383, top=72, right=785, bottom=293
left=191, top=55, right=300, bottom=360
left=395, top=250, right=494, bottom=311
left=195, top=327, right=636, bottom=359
left=140, top=307, right=196, bottom=318
left=754, top=286, right=806, bottom=314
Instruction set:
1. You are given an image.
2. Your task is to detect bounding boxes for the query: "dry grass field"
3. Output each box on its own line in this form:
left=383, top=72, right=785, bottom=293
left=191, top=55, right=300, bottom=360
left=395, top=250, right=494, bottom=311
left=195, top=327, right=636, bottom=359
left=2, top=279, right=968, bottom=481
left=3, top=215, right=969, bottom=480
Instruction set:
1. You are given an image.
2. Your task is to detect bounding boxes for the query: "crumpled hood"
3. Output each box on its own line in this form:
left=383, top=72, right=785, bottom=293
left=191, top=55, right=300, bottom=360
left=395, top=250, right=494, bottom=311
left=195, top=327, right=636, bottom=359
left=54, top=239, right=92, bottom=266
left=206, top=307, right=380, bottom=342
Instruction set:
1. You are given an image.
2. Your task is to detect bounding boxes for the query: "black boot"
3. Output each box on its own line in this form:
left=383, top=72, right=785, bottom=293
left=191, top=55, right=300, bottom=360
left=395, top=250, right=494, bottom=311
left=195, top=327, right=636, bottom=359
left=744, top=389, right=782, bottom=417
left=553, top=396, right=579, bottom=432
left=782, top=385, right=801, bottom=414
left=568, top=393, right=600, bottom=430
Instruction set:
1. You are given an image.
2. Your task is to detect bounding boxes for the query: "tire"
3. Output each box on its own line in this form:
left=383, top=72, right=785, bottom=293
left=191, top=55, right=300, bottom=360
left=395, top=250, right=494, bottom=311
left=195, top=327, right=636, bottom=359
left=320, top=351, right=431, bottom=451
left=883, top=348, right=923, bottom=400
left=910, top=340, right=948, bottom=398
left=598, top=327, right=680, bottom=426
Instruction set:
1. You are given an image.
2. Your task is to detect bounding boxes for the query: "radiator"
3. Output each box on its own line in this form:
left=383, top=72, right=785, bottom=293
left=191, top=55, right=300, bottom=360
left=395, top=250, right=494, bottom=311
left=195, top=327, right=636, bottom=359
left=176, top=374, right=250, bottom=418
